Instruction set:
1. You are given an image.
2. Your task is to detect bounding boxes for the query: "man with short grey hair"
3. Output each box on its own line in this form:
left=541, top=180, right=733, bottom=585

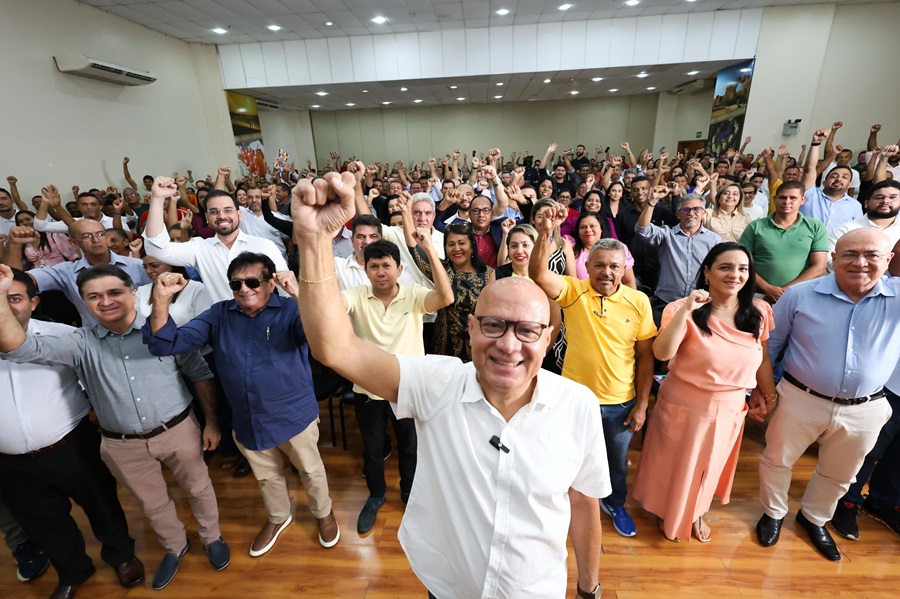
left=636, top=189, right=722, bottom=325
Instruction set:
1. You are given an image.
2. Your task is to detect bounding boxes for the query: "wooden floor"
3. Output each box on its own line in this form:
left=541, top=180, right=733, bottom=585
left=2, top=414, right=899, bottom=598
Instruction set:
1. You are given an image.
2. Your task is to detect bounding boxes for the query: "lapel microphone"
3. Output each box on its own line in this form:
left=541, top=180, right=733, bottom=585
left=490, top=435, right=510, bottom=454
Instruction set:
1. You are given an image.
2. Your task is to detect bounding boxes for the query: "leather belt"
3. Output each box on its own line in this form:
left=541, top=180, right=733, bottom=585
left=101, top=406, right=192, bottom=440
left=24, top=417, right=93, bottom=457
left=783, top=372, right=885, bottom=406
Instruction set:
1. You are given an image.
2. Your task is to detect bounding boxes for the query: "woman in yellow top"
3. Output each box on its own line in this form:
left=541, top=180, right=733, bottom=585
left=702, top=183, right=752, bottom=242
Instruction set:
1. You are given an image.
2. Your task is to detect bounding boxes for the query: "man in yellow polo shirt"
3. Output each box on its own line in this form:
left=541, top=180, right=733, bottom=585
left=531, top=227, right=656, bottom=538
left=340, top=233, right=453, bottom=536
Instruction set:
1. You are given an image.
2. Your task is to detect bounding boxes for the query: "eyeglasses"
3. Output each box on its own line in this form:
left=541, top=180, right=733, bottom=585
left=870, top=194, right=900, bottom=201
left=207, top=207, right=237, bottom=216
left=469, top=208, right=492, bottom=215
left=78, top=231, right=107, bottom=240
left=476, top=316, right=549, bottom=343
left=228, top=277, right=268, bottom=291
left=678, top=206, right=705, bottom=214
left=836, top=251, right=886, bottom=263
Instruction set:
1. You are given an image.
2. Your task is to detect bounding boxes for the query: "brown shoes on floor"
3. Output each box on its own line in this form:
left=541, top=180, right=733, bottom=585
left=249, top=515, right=293, bottom=557
left=318, top=511, right=340, bottom=548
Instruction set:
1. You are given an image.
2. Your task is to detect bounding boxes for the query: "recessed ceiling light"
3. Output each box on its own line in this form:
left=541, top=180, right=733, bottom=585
left=382, top=101, right=391, bottom=105
left=310, top=105, right=320, bottom=108
left=636, top=72, right=649, bottom=78
left=449, top=85, right=458, bottom=89
left=625, top=0, right=640, bottom=6
left=687, top=70, right=700, bottom=76
left=362, top=89, right=369, bottom=93
left=496, top=9, right=510, bottom=16
left=496, top=82, right=504, bottom=86
left=212, top=28, right=227, bottom=34
left=494, top=95, right=504, bottom=99
left=456, top=97, right=466, bottom=101
left=609, top=88, right=619, bottom=92
left=414, top=99, right=423, bottom=103
left=686, top=0, right=697, bottom=3
left=558, top=3, right=573, bottom=10
left=267, top=25, right=281, bottom=31
left=371, top=16, right=387, bottom=24
left=591, top=77, right=604, bottom=82
left=543, top=78, right=551, bottom=84
left=325, top=21, right=333, bottom=26
left=647, top=86, right=656, bottom=90
left=569, top=90, right=579, bottom=95
left=315, top=91, right=328, bottom=96
left=346, top=103, right=356, bottom=107
left=400, top=87, right=408, bottom=91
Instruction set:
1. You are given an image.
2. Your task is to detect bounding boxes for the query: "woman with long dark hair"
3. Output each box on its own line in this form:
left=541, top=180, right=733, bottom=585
left=633, top=242, right=777, bottom=542
left=13, top=211, right=79, bottom=269
left=564, top=212, right=636, bottom=287
left=410, top=221, right=492, bottom=362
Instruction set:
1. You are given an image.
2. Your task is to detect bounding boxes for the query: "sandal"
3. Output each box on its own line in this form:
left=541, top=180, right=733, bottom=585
left=658, top=518, right=680, bottom=543
left=692, top=516, right=711, bottom=543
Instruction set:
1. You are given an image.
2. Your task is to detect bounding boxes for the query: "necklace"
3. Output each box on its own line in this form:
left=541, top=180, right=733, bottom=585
left=711, top=301, right=738, bottom=311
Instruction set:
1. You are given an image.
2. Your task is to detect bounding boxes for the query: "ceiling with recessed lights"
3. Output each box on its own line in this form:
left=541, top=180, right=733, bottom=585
left=79, top=0, right=887, bottom=45
left=238, top=60, right=742, bottom=111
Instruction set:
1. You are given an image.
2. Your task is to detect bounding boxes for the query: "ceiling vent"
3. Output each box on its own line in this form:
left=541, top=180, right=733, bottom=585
left=53, top=55, right=156, bottom=86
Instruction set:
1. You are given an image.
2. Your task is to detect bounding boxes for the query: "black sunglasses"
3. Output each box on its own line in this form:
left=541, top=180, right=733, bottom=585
left=228, top=277, right=267, bottom=291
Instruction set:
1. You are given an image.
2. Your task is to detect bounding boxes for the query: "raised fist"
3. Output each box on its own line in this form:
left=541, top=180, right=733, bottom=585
left=151, top=176, right=178, bottom=199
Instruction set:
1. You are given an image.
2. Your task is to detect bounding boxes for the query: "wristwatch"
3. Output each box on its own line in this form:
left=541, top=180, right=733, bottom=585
left=576, top=583, right=602, bottom=598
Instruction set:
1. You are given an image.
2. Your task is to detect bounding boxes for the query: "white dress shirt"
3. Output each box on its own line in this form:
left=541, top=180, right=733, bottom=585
left=826, top=214, right=900, bottom=271
left=34, top=214, right=116, bottom=233
left=395, top=355, right=610, bottom=599
left=0, top=319, right=90, bottom=454
left=239, top=207, right=289, bottom=260
left=0, top=212, right=18, bottom=236
left=135, top=280, right=213, bottom=326
left=143, top=227, right=288, bottom=302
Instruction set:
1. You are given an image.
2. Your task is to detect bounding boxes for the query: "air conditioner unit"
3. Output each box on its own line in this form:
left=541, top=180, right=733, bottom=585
left=670, top=79, right=713, bottom=96
left=256, top=99, right=280, bottom=110
left=53, top=55, right=156, bottom=86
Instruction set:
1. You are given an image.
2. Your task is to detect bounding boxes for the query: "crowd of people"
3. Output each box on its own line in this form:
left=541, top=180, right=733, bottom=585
left=1, top=119, right=899, bottom=599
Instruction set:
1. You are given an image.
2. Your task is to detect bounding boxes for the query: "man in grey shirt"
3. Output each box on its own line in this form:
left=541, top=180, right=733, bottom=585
left=636, top=191, right=723, bottom=325
left=0, top=264, right=228, bottom=594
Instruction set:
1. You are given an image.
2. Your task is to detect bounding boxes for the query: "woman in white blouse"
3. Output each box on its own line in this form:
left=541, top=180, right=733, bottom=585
left=136, top=256, right=213, bottom=325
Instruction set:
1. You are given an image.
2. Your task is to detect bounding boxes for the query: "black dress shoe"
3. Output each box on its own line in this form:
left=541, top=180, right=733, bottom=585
left=756, top=514, right=784, bottom=546
left=233, top=459, right=252, bottom=478
left=49, top=583, right=81, bottom=599
left=115, top=556, right=145, bottom=587
left=796, top=510, right=841, bottom=561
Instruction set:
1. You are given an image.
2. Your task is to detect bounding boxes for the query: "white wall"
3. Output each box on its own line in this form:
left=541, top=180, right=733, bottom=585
left=652, top=90, right=715, bottom=152
left=0, top=0, right=235, bottom=198
left=257, top=109, right=317, bottom=171
left=308, top=94, right=660, bottom=166
left=744, top=2, right=900, bottom=154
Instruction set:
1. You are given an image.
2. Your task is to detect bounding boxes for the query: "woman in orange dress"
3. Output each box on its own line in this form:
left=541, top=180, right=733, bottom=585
left=633, top=242, right=777, bottom=542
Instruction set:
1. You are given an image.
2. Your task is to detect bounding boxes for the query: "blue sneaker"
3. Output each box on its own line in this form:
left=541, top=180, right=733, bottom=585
left=152, top=542, right=189, bottom=590
left=601, top=500, right=637, bottom=537
left=205, top=538, right=231, bottom=571
left=13, top=542, right=50, bottom=582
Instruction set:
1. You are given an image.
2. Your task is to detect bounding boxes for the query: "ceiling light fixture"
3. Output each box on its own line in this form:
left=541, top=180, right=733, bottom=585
left=371, top=16, right=387, bottom=24
left=496, top=9, right=510, bottom=16
left=325, top=21, right=333, bottom=26
left=346, top=103, right=356, bottom=107
left=400, top=87, right=408, bottom=91
left=609, top=88, right=619, bottom=92
left=382, top=101, right=392, bottom=105
left=315, top=91, right=328, bottom=96
left=414, top=99, right=423, bottom=103
left=449, top=85, right=458, bottom=89
left=591, top=77, right=603, bottom=82
left=543, top=78, right=551, bottom=83
left=625, top=0, right=640, bottom=6
left=569, top=90, right=579, bottom=95
left=494, top=95, right=504, bottom=99
left=212, top=28, right=227, bottom=34
left=647, top=86, right=656, bottom=90
left=558, top=3, right=573, bottom=10
left=687, top=70, right=700, bottom=76
left=311, top=105, right=320, bottom=108
left=267, top=25, right=281, bottom=31
left=362, top=89, right=369, bottom=93
left=496, top=82, right=504, bottom=86
left=456, top=97, right=466, bottom=101
left=636, top=72, right=649, bottom=78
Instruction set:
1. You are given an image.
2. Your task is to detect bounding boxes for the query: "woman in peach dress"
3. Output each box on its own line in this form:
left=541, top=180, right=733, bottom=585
left=633, top=242, right=777, bottom=542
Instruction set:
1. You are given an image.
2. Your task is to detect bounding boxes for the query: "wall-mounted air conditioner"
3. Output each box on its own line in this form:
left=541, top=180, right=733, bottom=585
left=670, top=79, right=714, bottom=96
left=53, top=55, right=156, bottom=86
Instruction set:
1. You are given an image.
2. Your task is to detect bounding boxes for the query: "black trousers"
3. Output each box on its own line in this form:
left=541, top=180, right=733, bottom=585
left=354, top=393, right=417, bottom=498
left=0, top=425, right=135, bottom=586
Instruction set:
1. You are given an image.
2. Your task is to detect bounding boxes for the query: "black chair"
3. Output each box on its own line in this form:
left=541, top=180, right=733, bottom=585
left=310, top=358, right=355, bottom=450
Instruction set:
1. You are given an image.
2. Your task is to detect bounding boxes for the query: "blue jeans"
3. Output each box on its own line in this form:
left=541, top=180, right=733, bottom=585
left=600, top=399, right=635, bottom=507
left=843, top=388, right=900, bottom=509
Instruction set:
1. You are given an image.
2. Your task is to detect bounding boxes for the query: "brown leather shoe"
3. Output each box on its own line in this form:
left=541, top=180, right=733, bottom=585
left=318, top=511, right=340, bottom=548
left=249, top=515, right=292, bottom=557
left=115, top=556, right=145, bottom=588
left=49, top=583, right=81, bottom=599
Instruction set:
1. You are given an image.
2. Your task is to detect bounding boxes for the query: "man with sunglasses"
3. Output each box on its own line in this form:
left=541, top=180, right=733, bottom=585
left=143, top=177, right=288, bottom=302
left=3, top=218, right=149, bottom=326
left=143, top=252, right=340, bottom=558
left=636, top=191, right=722, bottom=326
left=286, top=172, right=609, bottom=599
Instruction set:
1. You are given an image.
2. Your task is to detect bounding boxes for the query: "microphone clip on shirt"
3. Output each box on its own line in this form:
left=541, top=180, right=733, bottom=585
left=490, top=435, right=510, bottom=453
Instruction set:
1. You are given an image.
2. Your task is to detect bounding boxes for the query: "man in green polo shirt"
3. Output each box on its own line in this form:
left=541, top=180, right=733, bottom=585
left=739, top=181, right=828, bottom=304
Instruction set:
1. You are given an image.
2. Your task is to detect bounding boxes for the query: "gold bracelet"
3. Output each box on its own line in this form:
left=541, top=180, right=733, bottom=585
left=298, top=271, right=336, bottom=284
left=763, top=393, right=778, bottom=403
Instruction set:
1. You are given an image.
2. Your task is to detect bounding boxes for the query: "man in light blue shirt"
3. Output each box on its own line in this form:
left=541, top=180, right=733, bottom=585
left=756, top=228, right=900, bottom=562
left=801, top=127, right=862, bottom=232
